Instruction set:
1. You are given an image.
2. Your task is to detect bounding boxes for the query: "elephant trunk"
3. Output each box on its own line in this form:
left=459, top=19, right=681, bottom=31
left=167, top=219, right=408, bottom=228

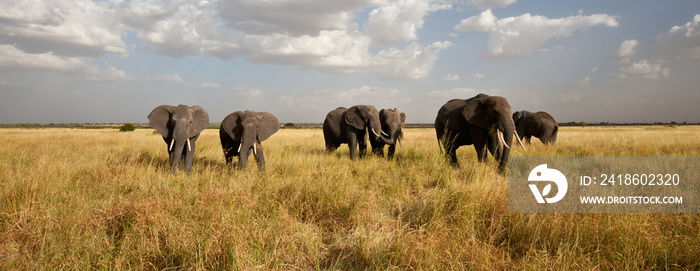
left=368, top=125, right=394, bottom=145
left=238, top=140, right=252, bottom=169
left=169, top=137, right=191, bottom=152
left=497, top=117, right=515, bottom=173
left=169, top=139, right=187, bottom=174
left=237, top=136, right=257, bottom=169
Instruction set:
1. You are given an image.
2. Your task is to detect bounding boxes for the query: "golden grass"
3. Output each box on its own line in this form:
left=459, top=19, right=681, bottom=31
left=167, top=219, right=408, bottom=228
left=1, top=126, right=699, bottom=269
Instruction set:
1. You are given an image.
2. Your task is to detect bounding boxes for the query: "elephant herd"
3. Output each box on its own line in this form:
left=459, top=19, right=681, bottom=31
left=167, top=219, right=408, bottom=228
left=148, top=94, right=558, bottom=175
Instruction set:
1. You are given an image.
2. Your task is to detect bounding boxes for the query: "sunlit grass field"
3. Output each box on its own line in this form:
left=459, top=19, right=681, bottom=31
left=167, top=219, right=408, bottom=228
left=1, top=126, right=699, bottom=269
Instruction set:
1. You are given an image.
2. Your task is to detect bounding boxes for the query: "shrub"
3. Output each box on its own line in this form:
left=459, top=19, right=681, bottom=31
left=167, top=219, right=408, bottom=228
left=119, top=123, right=135, bottom=132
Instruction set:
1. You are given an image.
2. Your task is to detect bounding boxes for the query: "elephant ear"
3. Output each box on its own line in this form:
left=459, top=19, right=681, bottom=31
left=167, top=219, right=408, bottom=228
left=189, top=105, right=210, bottom=136
left=148, top=105, right=176, bottom=138
left=256, top=112, right=280, bottom=142
left=221, top=111, right=244, bottom=141
left=463, top=97, right=489, bottom=128
left=513, top=111, right=523, bottom=126
left=344, top=106, right=366, bottom=130
left=400, top=112, right=406, bottom=124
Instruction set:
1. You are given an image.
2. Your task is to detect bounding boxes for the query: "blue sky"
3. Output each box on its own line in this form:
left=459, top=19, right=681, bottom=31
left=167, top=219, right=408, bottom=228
left=1, top=0, right=699, bottom=124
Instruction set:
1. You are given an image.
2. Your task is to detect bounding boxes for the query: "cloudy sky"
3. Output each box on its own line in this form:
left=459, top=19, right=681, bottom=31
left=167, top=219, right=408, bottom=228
left=1, top=0, right=699, bottom=124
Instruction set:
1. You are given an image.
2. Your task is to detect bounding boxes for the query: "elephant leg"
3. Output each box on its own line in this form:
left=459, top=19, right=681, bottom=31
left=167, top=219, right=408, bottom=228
left=254, top=142, right=266, bottom=170
left=447, top=146, right=459, bottom=167
left=474, top=143, right=488, bottom=164
left=359, top=141, right=367, bottom=158
left=473, top=132, right=489, bottom=164
left=358, top=133, right=367, bottom=158
left=225, top=151, right=234, bottom=165
left=487, top=136, right=502, bottom=161
left=372, top=145, right=384, bottom=157
left=326, top=143, right=338, bottom=153
left=347, top=132, right=358, bottom=161
left=387, top=144, right=396, bottom=159
left=441, top=136, right=459, bottom=167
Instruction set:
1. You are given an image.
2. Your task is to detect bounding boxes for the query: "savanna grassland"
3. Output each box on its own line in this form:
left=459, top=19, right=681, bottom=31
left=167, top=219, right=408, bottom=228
left=1, top=126, right=699, bottom=270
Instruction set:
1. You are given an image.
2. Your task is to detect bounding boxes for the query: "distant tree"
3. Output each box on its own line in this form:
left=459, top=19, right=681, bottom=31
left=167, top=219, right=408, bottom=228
left=579, top=121, right=587, bottom=128
left=284, top=123, right=295, bottom=128
left=119, top=123, right=135, bottom=132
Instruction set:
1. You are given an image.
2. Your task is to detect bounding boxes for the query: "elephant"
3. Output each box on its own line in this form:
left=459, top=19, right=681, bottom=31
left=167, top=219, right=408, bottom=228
left=434, top=94, right=525, bottom=173
left=512, top=110, right=558, bottom=145
left=148, top=104, right=210, bottom=175
left=370, top=108, right=406, bottom=159
left=323, top=105, right=394, bottom=161
left=219, top=110, right=279, bottom=170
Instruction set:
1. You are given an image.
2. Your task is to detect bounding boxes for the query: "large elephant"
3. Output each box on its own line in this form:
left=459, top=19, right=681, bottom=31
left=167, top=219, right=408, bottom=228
left=148, top=104, right=209, bottom=175
left=323, top=105, right=394, bottom=161
left=434, top=94, right=525, bottom=173
left=512, top=110, right=558, bottom=145
left=220, top=110, right=279, bottom=170
left=371, top=108, right=406, bottom=159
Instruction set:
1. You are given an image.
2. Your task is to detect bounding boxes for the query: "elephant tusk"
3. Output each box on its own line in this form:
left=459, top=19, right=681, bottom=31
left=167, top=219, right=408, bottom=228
left=237, top=142, right=242, bottom=153
left=514, top=130, right=526, bottom=151
left=253, top=142, right=257, bottom=155
left=398, top=137, right=402, bottom=148
left=371, top=128, right=381, bottom=137
left=169, top=138, right=175, bottom=151
left=186, top=138, right=191, bottom=152
left=498, top=130, right=510, bottom=149
left=381, top=130, right=388, bottom=137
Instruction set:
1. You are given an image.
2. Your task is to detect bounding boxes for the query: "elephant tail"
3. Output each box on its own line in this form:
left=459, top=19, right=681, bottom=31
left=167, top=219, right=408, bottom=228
left=550, top=126, right=558, bottom=144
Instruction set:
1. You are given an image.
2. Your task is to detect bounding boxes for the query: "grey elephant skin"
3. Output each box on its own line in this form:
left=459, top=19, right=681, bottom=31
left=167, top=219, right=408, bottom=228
left=148, top=104, right=210, bottom=175
left=371, top=108, right=406, bottom=159
left=220, top=110, right=279, bottom=170
left=323, top=105, right=394, bottom=161
left=435, top=94, right=521, bottom=173
left=513, top=110, right=558, bottom=145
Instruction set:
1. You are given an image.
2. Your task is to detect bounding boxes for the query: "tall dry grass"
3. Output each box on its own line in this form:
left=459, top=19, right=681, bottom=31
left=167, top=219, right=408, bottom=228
left=0, top=126, right=699, bottom=269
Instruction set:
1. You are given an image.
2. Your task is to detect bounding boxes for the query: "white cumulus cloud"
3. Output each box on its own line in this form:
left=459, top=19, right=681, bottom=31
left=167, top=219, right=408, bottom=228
left=467, top=0, right=517, bottom=10
left=454, top=9, right=497, bottom=32
left=0, top=0, right=454, bottom=81
left=615, top=40, right=639, bottom=63
left=0, top=44, right=133, bottom=82
left=217, top=0, right=389, bottom=37
left=576, top=76, right=590, bottom=86
left=657, top=14, right=700, bottom=59
left=371, top=41, right=453, bottom=80
left=198, top=82, right=222, bottom=88
left=619, top=60, right=670, bottom=79
left=366, top=0, right=451, bottom=47
left=0, top=0, right=128, bottom=57
left=443, top=74, right=460, bottom=82
left=454, top=10, right=619, bottom=60
left=146, top=73, right=187, bottom=84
